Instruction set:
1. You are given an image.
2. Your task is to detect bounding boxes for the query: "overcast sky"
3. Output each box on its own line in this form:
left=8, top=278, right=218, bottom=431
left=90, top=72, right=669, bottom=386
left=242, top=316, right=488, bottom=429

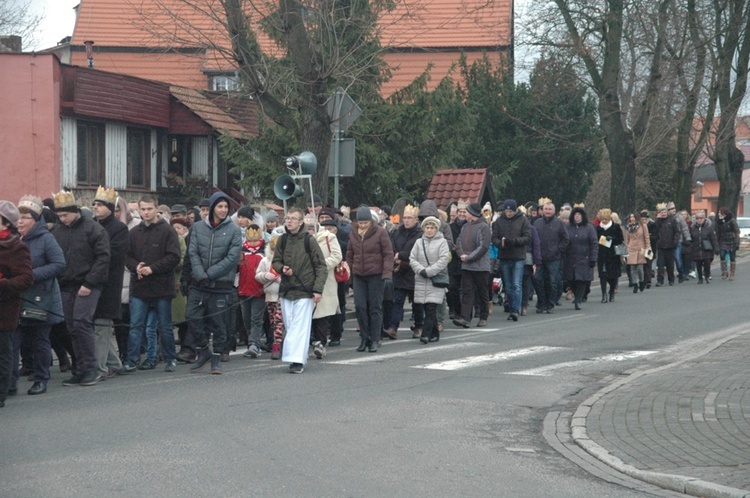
left=27, top=0, right=79, bottom=50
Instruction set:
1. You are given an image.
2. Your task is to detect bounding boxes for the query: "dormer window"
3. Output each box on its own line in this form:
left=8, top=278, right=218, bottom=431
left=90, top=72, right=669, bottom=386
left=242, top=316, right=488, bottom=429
left=210, top=74, right=240, bottom=92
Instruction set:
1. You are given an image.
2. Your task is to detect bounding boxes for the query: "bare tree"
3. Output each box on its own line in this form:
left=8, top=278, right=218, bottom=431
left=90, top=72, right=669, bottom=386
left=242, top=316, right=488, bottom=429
left=0, top=0, right=42, bottom=50
left=704, top=0, right=750, bottom=211
left=131, top=0, right=489, bottom=200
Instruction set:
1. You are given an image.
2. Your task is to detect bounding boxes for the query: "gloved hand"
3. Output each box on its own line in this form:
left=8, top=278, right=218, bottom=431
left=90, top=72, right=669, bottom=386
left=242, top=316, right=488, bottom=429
left=589, top=260, right=596, bottom=268
left=180, top=281, right=189, bottom=297
left=199, top=279, right=210, bottom=288
left=419, top=269, right=428, bottom=278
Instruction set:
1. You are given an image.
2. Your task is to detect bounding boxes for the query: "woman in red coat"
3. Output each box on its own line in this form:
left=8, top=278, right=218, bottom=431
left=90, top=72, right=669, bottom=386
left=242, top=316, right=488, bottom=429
left=0, top=201, right=34, bottom=408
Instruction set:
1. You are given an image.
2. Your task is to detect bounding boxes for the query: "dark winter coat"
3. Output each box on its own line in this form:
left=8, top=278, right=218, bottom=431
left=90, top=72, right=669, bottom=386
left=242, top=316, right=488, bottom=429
left=655, top=214, right=680, bottom=249
left=19, top=220, right=65, bottom=325
left=95, top=214, right=128, bottom=318
left=457, top=217, right=492, bottom=272
left=690, top=221, right=719, bottom=260
left=715, top=214, right=740, bottom=252
left=596, top=222, right=624, bottom=277
left=564, top=210, right=598, bottom=282
left=525, top=225, right=542, bottom=277
left=346, top=223, right=394, bottom=279
left=0, top=232, right=34, bottom=331
left=533, top=215, right=570, bottom=262
left=126, top=218, right=181, bottom=300
left=448, top=219, right=465, bottom=276
left=189, top=213, right=242, bottom=291
left=51, top=213, right=110, bottom=292
left=391, top=224, right=422, bottom=290
left=272, top=227, right=327, bottom=300
left=492, top=211, right=531, bottom=261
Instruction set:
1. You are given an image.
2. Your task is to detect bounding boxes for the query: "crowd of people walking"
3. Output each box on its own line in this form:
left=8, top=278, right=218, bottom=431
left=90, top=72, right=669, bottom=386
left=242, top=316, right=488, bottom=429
left=0, top=188, right=742, bottom=405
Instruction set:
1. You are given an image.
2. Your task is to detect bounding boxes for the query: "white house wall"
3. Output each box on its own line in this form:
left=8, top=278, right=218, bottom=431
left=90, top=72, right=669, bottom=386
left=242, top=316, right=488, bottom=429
left=60, top=117, right=77, bottom=188
left=106, top=123, right=127, bottom=190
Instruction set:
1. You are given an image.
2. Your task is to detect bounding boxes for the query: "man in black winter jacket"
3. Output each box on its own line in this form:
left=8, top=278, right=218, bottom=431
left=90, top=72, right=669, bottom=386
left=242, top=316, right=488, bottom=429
left=52, top=191, right=110, bottom=387
left=492, top=199, right=531, bottom=321
left=92, top=187, right=128, bottom=380
left=122, top=195, right=181, bottom=373
left=654, top=204, right=681, bottom=286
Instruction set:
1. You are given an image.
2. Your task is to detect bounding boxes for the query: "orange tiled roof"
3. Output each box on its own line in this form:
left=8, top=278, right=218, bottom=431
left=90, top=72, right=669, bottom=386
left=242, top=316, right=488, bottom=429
left=380, top=0, right=511, bottom=48
left=382, top=51, right=501, bottom=97
left=70, top=0, right=511, bottom=94
left=70, top=50, right=208, bottom=88
left=426, top=168, right=489, bottom=210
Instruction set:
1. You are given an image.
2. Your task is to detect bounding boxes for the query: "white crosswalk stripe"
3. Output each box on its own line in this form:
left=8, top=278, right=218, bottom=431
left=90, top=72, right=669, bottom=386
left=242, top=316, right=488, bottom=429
left=412, top=346, right=568, bottom=371
left=328, top=342, right=483, bottom=365
left=506, top=350, right=657, bottom=376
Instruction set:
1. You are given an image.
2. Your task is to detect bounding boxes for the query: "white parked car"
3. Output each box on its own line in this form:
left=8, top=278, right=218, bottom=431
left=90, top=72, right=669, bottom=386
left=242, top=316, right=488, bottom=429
left=736, top=217, right=750, bottom=240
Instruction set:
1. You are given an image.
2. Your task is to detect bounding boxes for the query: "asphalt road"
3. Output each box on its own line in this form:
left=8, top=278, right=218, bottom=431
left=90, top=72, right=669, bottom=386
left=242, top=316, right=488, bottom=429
left=2, top=260, right=746, bottom=497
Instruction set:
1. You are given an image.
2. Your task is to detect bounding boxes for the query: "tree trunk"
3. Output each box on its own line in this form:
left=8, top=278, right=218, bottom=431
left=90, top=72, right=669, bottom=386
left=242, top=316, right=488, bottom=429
left=297, top=103, right=333, bottom=203
left=600, top=94, right=637, bottom=215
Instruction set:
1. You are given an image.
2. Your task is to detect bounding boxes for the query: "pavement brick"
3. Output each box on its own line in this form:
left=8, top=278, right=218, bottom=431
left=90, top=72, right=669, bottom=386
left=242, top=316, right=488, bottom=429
left=577, top=332, right=750, bottom=494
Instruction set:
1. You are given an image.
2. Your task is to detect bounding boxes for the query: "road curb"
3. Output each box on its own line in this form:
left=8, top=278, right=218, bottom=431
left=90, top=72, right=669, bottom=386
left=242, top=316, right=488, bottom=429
left=569, top=326, right=750, bottom=498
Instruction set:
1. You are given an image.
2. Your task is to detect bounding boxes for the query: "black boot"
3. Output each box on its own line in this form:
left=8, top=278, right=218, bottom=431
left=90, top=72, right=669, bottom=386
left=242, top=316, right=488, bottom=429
left=600, top=279, right=608, bottom=303
left=609, top=291, right=615, bottom=302
left=633, top=282, right=639, bottom=293
left=210, top=354, right=222, bottom=375
left=639, top=282, right=646, bottom=292
left=356, top=337, right=367, bottom=352
left=190, top=348, right=212, bottom=372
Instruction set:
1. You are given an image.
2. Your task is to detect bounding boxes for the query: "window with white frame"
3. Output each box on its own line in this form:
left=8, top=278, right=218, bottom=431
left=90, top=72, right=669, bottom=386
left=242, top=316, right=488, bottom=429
left=210, top=74, right=240, bottom=92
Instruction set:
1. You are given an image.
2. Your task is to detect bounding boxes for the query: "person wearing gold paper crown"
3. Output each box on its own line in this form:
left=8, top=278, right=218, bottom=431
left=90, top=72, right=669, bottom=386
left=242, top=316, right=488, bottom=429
left=51, top=191, right=111, bottom=387
left=121, top=195, right=181, bottom=373
left=91, top=187, right=128, bottom=381
left=239, top=225, right=267, bottom=359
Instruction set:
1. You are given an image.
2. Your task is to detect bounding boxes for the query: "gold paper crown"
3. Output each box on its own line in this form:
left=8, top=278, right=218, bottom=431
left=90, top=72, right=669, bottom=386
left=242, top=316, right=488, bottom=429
left=18, top=194, right=43, bottom=215
left=573, top=202, right=585, bottom=208
left=53, top=190, right=77, bottom=209
left=656, top=202, right=667, bottom=211
left=538, top=197, right=552, bottom=206
left=456, top=200, right=468, bottom=210
left=403, top=204, right=419, bottom=217
left=245, top=225, right=262, bottom=241
left=599, top=208, right=612, bottom=218
left=94, top=186, right=118, bottom=205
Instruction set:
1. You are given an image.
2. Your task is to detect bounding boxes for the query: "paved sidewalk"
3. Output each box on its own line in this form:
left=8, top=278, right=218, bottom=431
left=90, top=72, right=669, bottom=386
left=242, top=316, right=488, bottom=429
left=572, top=330, right=750, bottom=497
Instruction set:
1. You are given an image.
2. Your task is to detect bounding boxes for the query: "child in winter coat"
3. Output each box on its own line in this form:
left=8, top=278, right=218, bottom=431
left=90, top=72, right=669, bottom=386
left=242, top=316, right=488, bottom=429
left=255, top=234, right=284, bottom=359
left=239, top=225, right=267, bottom=358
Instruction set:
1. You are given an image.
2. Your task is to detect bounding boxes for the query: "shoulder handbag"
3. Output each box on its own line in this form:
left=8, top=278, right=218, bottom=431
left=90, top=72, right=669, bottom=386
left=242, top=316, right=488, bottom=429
left=325, top=237, right=350, bottom=283
left=422, top=239, right=449, bottom=288
left=701, top=238, right=714, bottom=251
left=614, top=243, right=628, bottom=256
left=21, top=293, right=51, bottom=322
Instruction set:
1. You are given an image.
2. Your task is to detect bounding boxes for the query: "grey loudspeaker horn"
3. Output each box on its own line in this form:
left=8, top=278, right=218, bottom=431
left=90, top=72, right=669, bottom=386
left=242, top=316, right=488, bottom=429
left=274, top=174, right=304, bottom=200
left=286, top=151, right=317, bottom=175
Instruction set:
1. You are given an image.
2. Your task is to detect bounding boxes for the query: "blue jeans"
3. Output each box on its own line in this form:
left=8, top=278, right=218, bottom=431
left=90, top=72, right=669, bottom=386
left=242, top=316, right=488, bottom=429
left=675, top=242, right=684, bottom=275
left=533, top=260, right=561, bottom=310
left=500, top=259, right=525, bottom=313
left=127, top=297, right=175, bottom=364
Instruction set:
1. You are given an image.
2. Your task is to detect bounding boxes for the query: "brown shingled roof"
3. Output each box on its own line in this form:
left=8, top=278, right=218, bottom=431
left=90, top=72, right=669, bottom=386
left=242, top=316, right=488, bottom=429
left=170, top=86, right=259, bottom=138
left=426, top=168, right=495, bottom=211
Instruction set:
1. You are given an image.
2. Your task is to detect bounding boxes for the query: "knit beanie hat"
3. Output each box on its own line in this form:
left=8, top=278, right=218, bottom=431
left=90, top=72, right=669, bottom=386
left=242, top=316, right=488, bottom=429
left=237, top=206, right=255, bottom=219
left=356, top=204, right=372, bottom=222
left=264, top=210, right=280, bottom=223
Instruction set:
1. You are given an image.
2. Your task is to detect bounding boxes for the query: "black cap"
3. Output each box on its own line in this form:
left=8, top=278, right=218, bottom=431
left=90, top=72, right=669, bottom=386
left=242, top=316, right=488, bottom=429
left=199, top=198, right=211, bottom=208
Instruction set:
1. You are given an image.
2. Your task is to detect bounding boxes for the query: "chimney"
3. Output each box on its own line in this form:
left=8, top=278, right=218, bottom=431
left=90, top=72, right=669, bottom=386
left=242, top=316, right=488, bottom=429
left=0, top=36, right=22, bottom=53
left=84, top=40, right=94, bottom=68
